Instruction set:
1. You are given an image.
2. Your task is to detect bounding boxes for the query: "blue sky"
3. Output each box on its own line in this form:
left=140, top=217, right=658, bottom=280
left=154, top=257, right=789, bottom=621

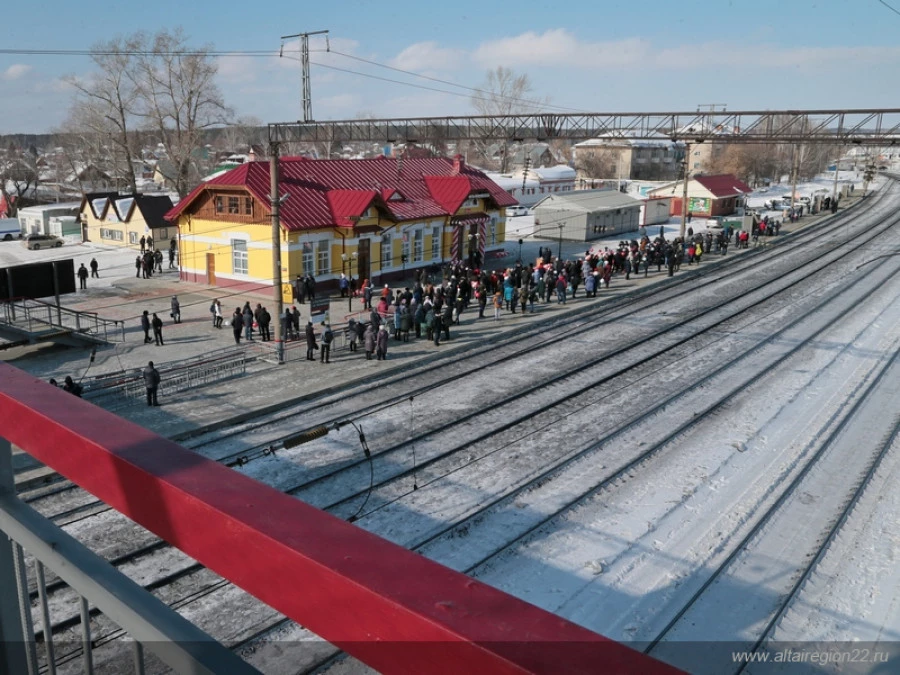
left=1, top=0, right=898, bottom=134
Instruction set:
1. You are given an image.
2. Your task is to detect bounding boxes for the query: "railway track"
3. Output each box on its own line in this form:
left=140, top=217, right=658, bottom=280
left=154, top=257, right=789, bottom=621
left=20, top=183, right=900, bottom=673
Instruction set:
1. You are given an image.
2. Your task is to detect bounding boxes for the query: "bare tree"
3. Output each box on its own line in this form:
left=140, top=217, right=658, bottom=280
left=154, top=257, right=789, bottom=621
left=217, top=115, right=265, bottom=157
left=64, top=36, right=142, bottom=193
left=133, top=29, right=232, bottom=198
left=575, top=147, right=620, bottom=181
left=0, top=151, right=38, bottom=216
left=471, top=67, right=548, bottom=172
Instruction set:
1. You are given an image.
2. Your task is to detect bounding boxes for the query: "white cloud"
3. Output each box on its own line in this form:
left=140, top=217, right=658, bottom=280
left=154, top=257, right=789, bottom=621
left=389, top=42, right=466, bottom=72
left=473, top=29, right=649, bottom=68
left=2, top=64, right=32, bottom=81
left=472, top=29, right=900, bottom=72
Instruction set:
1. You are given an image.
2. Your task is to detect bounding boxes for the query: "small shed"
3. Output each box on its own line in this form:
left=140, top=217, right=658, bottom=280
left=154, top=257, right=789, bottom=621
left=533, top=190, right=642, bottom=242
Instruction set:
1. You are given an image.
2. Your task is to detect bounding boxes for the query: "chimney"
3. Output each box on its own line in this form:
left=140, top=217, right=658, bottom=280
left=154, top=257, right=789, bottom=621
left=248, top=147, right=256, bottom=162
left=452, top=154, right=464, bottom=175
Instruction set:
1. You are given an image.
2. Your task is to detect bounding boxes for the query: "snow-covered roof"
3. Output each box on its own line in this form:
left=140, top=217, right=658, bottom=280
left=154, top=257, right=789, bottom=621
left=534, top=189, right=641, bottom=213
left=531, top=165, right=576, bottom=181
left=483, top=172, right=540, bottom=190
left=574, top=131, right=680, bottom=149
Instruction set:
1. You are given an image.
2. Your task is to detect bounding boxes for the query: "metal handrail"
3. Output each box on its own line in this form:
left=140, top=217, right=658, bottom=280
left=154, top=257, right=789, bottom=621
left=83, top=348, right=250, bottom=408
left=0, top=439, right=262, bottom=675
left=0, top=298, right=125, bottom=342
left=0, top=362, right=677, bottom=675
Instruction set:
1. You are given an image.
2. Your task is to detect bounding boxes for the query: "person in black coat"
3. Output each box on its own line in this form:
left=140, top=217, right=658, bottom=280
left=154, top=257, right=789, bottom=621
left=63, top=376, right=83, bottom=397
left=140, top=310, right=152, bottom=343
left=232, top=309, right=243, bottom=344
left=77, top=264, right=89, bottom=289
left=143, top=361, right=160, bottom=406
left=151, top=313, right=164, bottom=345
left=258, top=307, right=271, bottom=341
left=305, top=321, right=317, bottom=361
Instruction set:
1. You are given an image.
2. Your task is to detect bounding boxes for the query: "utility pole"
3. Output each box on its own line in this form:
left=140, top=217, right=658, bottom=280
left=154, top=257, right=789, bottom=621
left=281, top=30, right=329, bottom=122
left=789, top=144, right=799, bottom=215
left=680, top=143, right=691, bottom=239
left=832, top=149, right=841, bottom=205
left=269, top=144, right=285, bottom=365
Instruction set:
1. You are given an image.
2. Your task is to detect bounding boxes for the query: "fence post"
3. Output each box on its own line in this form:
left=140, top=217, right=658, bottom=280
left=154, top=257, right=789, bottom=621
left=0, top=437, right=31, bottom=675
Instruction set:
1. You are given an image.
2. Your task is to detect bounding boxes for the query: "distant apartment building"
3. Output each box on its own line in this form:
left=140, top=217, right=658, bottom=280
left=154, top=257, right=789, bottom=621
left=573, top=134, right=684, bottom=183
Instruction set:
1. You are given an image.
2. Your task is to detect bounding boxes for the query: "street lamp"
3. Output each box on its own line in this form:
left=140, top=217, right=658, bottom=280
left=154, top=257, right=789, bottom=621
left=557, top=223, right=565, bottom=262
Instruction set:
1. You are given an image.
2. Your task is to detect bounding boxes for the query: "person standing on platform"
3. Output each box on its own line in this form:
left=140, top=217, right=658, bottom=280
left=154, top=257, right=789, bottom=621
left=376, top=324, right=389, bottom=359
left=151, top=312, right=164, bottom=346
left=143, top=361, right=160, bottom=407
left=170, top=296, right=181, bottom=324
left=141, top=310, right=152, bottom=343
left=320, top=323, right=333, bottom=363
left=90, top=258, right=100, bottom=278
left=77, top=263, right=89, bottom=290
left=364, top=322, right=376, bottom=360
left=242, top=303, right=254, bottom=341
left=232, top=308, right=243, bottom=344
left=258, top=307, right=271, bottom=341
left=305, top=321, right=317, bottom=361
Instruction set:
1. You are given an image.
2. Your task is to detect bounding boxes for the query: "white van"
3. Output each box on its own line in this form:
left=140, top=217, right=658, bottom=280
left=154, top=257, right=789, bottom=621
left=0, top=218, right=23, bottom=241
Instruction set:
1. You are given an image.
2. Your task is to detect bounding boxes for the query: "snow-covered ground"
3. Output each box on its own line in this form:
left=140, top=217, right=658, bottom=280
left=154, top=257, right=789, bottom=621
left=19, top=180, right=900, bottom=674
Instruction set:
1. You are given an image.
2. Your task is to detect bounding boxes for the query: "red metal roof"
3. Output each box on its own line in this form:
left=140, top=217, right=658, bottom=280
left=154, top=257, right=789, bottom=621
left=165, top=157, right=517, bottom=231
left=694, top=174, right=753, bottom=198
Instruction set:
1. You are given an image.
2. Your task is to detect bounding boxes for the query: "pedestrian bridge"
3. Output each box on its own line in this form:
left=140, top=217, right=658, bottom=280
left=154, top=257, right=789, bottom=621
left=0, top=362, right=681, bottom=674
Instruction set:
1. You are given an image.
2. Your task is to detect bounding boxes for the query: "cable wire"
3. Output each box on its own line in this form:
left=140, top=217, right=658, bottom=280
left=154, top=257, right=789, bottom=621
left=346, top=422, right=374, bottom=523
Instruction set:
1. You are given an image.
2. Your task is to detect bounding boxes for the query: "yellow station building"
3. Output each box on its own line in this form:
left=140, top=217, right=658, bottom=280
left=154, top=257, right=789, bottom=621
left=164, top=156, right=516, bottom=296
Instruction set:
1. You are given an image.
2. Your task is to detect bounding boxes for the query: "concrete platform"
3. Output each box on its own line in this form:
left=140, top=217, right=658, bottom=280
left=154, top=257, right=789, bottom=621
left=4, top=202, right=848, bottom=484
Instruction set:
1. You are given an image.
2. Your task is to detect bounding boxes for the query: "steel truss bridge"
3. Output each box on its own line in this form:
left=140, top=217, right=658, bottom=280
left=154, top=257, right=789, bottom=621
left=268, top=108, right=900, bottom=146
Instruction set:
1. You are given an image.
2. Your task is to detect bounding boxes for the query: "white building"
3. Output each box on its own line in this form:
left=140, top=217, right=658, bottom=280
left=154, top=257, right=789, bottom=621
left=485, top=165, right=577, bottom=208
left=17, top=202, right=82, bottom=236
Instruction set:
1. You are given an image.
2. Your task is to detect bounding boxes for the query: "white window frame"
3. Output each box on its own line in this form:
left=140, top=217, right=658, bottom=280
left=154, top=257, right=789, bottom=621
left=302, top=242, right=314, bottom=274
left=413, top=229, right=424, bottom=262
left=431, top=227, right=441, bottom=260
left=129, top=232, right=138, bottom=244
left=381, top=233, right=392, bottom=269
left=488, top=218, right=498, bottom=246
left=231, top=239, right=248, bottom=275
left=316, top=240, right=330, bottom=276
left=401, top=231, right=411, bottom=264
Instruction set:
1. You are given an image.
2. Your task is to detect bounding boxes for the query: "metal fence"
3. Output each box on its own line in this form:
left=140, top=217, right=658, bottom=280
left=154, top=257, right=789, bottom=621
left=84, top=347, right=249, bottom=409
left=0, top=298, right=125, bottom=343
left=0, top=438, right=261, bottom=675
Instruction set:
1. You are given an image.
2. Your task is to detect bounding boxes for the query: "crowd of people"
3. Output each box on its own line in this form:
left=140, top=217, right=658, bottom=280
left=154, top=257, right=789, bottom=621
left=206, top=223, right=783, bottom=363
left=135, top=237, right=178, bottom=279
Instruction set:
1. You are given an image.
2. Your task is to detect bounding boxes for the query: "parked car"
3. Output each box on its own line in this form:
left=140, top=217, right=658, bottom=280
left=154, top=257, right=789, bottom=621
left=0, top=218, right=23, bottom=240
left=507, top=206, right=529, bottom=217
left=22, top=234, right=64, bottom=250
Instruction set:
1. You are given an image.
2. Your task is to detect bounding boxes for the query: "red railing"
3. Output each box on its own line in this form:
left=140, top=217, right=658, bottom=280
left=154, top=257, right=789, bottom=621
left=0, top=362, right=681, bottom=675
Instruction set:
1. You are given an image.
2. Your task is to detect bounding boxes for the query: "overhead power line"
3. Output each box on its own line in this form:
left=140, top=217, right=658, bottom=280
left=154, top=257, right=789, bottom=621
left=325, top=49, right=587, bottom=114
left=0, top=48, right=277, bottom=57
left=877, top=0, right=900, bottom=17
